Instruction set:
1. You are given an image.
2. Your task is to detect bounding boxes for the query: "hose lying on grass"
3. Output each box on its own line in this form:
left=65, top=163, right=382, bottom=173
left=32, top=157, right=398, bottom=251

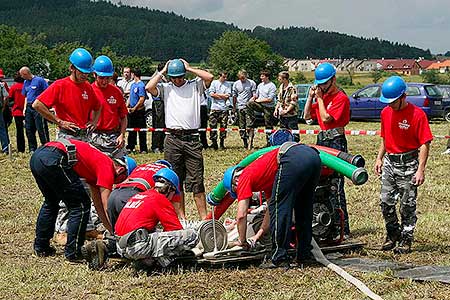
left=310, top=238, right=384, bottom=300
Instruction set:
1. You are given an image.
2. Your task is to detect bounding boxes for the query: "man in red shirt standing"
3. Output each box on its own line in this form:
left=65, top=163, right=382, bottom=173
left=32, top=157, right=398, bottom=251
left=223, top=143, right=321, bottom=268
left=6, top=73, right=26, bottom=152
left=304, top=62, right=351, bottom=237
left=30, top=139, right=128, bottom=262
left=90, top=55, right=128, bottom=157
left=375, top=76, right=432, bottom=254
left=33, top=48, right=101, bottom=141
left=114, top=168, right=198, bottom=268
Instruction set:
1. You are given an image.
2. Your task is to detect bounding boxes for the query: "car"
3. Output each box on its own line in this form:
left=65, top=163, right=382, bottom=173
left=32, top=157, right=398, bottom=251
left=349, top=83, right=444, bottom=120
left=295, top=83, right=312, bottom=120
left=437, top=85, right=450, bottom=122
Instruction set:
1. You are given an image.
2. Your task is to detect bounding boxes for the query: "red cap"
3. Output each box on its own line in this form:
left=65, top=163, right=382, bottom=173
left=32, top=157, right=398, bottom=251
left=0, top=68, right=4, bottom=78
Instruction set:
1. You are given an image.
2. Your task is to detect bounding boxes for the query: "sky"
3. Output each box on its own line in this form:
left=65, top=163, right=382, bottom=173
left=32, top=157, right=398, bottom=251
left=110, top=0, right=450, bottom=54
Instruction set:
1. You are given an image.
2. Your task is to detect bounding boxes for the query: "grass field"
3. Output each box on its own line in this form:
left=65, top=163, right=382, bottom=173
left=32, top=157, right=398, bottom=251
left=0, top=120, right=449, bottom=300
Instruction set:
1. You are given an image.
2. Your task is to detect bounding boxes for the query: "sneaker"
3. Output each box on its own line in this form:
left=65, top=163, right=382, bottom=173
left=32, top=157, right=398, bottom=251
left=394, top=239, right=412, bottom=254
left=441, top=148, right=450, bottom=155
left=34, top=246, right=57, bottom=257
left=259, top=260, right=290, bottom=270
left=381, top=233, right=400, bottom=251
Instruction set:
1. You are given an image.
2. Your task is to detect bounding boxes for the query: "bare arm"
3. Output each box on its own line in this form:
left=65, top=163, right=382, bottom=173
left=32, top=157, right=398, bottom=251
left=236, top=199, right=250, bottom=245
left=180, top=59, right=213, bottom=88
left=116, top=115, right=127, bottom=148
left=89, top=185, right=113, bottom=233
left=414, top=142, right=430, bottom=186
left=374, top=139, right=386, bottom=176
left=87, top=107, right=101, bottom=132
left=304, top=88, right=315, bottom=120
left=33, top=99, right=79, bottom=131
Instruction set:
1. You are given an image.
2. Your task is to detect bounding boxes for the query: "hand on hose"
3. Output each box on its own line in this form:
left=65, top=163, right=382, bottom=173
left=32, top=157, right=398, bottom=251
left=206, top=193, right=219, bottom=206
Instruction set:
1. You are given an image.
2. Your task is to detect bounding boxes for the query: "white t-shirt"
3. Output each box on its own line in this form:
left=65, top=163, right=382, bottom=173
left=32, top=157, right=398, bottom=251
left=157, top=78, right=205, bottom=129
left=209, top=80, right=231, bottom=111
left=256, top=81, right=277, bottom=108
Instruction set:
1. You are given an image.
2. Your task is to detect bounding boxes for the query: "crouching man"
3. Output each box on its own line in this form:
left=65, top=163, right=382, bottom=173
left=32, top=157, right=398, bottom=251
left=115, top=168, right=198, bottom=268
left=223, top=143, right=321, bottom=268
left=30, top=138, right=127, bottom=262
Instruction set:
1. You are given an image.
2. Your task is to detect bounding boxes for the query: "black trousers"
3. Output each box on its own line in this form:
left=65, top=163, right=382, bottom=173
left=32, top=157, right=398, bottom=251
left=151, top=100, right=165, bottom=151
left=200, top=105, right=208, bottom=149
left=127, top=109, right=148, bottom=152
left=14, top=116, right=25, bottom=152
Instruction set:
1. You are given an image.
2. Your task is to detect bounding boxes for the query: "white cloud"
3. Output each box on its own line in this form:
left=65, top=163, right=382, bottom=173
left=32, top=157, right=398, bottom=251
left=111, top=0, right=450, bottom=53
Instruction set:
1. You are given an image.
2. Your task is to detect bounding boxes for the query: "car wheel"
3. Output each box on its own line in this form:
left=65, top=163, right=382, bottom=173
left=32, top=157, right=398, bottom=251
left=444, top=109, right=450, bottom=122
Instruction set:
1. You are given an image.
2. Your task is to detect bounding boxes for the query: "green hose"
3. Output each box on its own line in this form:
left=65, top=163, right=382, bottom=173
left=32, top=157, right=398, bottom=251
left=318, top=150, right=368, bottom=185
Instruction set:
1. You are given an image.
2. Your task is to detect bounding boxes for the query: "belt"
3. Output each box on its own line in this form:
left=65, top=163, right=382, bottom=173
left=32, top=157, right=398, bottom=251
left=387, top=150, right=419, bottom=164
left=94, top=129, right=120, bottom=134
left=318, top=127, right=345, bottom=140
left=167, top=129, right=199, bottom=136
left=59, top=127, right=89, bottom=137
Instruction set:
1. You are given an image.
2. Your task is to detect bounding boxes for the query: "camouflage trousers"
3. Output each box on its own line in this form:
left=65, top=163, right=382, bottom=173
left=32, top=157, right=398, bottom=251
left=380, top=156, right=419, bottom=241
left=89, top=131, right=127, bottom=158
left=209, top=110, right=228, bottom=142
left=117, top=228, right=199, bottom=267
left=237, top=108, right=252, bottom=140
left=246, top=100, right=277, bottom=143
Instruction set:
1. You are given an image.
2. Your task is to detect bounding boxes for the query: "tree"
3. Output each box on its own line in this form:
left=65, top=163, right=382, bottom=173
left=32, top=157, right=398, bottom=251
left=420, top=70, right=442, bottom=84
left=371, top=69, right=385, bottom=83
left=208, top=31, right=284, bottom=81
left=291, top=72, right=307, bottom=84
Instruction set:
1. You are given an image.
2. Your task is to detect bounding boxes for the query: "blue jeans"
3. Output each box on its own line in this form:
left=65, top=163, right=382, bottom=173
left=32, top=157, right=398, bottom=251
left=316, top=134, right=350, bottom=235
left=269, top=144, right=321, bottom=263
left=30, top=146, right=91, bottom=259
left=0, top=108, right=10, bottom=153
left=25, top=105, right=49, bottom=152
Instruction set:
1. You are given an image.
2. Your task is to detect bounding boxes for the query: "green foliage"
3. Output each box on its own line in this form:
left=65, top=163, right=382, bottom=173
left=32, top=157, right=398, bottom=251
left=370, top=69, right=386, bottom=83
left=291, top=72, right=308, bottom=84
left=336, top=76, right=353, bottom=86
left=208, top=31, right=284, bottom=81
left=420, top=70, right=443, bottom=84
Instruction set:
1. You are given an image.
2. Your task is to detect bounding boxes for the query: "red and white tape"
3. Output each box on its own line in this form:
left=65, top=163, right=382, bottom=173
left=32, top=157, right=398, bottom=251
left=125, top=127, right=450, bottom=139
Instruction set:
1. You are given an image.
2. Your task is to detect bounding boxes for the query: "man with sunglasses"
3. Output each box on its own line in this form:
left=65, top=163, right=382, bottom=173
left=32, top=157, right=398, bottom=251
left=304, top=62, right=351, bottom=237
left=375, top=76, right=432, bottom=254
left=90, top=55, right=128, bottom=157
left=32, top=48, right=101, bottom=141
left=146, top=58, right=213, bottom=220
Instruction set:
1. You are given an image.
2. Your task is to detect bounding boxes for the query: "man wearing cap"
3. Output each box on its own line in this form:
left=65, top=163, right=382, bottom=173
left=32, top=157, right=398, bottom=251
left=30, top=138, right=128, bottom=262
left=375, top=76, right=432, bottom=254
left=19, top=66, right=50, bottom=153
left=304, top=62, right=351, bottom=237
left=146, top=59, right=213, bottom=220
left=222, top=143, right=321, bottom=268
left=90, top=55, right=128, bottom=157
left=32, top=48, right=101, bottom=141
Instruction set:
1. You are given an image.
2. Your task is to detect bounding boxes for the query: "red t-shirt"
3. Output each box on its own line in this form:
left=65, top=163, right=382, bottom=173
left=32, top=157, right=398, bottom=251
left=46, top=139, right=115, bottom=189
left=115, top=162, right=181, bottom=203
left=313, top=90, right=350, bottom=130
left=380, top=104, right=433, bottom=154
left=91, top=83, right=127, bottom=131
left=37, top=77, right=100, bottom=129
left=236, top=149, right=279, bottom=201
left=114, top=189, right=182, bottom=236
left=8, top=83, right=25, bottom=117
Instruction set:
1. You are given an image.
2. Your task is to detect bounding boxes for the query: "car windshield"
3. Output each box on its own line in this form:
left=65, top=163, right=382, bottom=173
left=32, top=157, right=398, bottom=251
left=424, top=85, right=443, bottom=97
left=438, top=87, right=450, bottom=98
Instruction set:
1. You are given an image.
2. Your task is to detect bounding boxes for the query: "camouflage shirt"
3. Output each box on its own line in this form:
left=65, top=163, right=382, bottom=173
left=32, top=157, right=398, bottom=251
left=277, top=82, right=298, bottom=117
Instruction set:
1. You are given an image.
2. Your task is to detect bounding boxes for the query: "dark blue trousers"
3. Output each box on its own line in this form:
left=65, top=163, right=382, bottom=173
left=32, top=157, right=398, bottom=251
left=30, top=146, right=91, bottom=259
left=316, top=135, right=350, bottom=235
left=25, top=105, right=49, bottom=152
left=269, top=144, right=321, bottom=263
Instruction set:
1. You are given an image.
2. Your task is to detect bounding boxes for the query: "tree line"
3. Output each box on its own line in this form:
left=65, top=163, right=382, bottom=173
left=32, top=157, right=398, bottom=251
left=0, top=0, right=432, bottom=63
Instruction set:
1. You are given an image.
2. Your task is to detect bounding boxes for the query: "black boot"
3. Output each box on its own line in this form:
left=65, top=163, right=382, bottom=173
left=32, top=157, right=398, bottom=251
left=394, top=236, right=412, bottom=254
left=381, top=230, right=401, bottom=251
left=243, top=138, right=248, bottom=149
left=211, top=140, right=218, bottom=150
left=219, top=139, right=225, bottom=149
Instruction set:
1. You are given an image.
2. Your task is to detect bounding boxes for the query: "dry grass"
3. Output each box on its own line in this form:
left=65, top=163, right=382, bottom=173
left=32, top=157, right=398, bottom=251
left=0, top=120, right=449, bottom=300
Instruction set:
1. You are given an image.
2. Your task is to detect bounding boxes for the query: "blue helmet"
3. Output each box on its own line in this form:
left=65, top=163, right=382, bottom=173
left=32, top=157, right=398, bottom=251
left=93, top=55, right=114, bottom=77
left=223, top=166, right=239, bottom=199
left=380, top=76, right=407, bottom=104
left=155, top=159, right=173, bottom=169
left=153, top=168, right=180, bottom=195
left=314, top=62, right=336, bottom=85
left=124, top=156, right=137, bottom=175
left=69, top=48, right=93, bottom=73
left=269, top=129, right=294, bottom=146
left=167, top=59, right=186, bottom=77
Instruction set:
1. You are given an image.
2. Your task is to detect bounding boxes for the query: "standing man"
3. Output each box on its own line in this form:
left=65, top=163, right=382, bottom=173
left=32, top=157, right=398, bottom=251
left=117, top=67, right=133, bottom=101
left=375, top=76, right=433, bottom=254
left=30, top=138, right=128, bottom=261
left=0, top=72, right=9, bottom=154
left=232, top=70, right=256, bottom=149
left=247, top=70, right=277, bottom=148
left=209, top=72, right=231, bottom=150
left=150, top=63, right=167, bottom=153
left=274, top=71, right=299, bottom=142
left=20, top=67, right=49, bottom=153
left=223, top=143, right=321, bottom=268
left=126, top=68, right=148, bottom=154
left=33, top=48, right=101, bottom=141
left=90, top=55, right=128, bottom=157
left=304, top=62, right=351, bottom=236
left=146, top=58, right=213, bottom=219
left=7, top=73, right=26, bottom=153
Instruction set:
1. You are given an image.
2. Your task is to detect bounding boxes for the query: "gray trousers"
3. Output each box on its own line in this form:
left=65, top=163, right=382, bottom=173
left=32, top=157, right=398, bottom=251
left=380, top=156, right=418, bottom=241
left=117, top=228, right=198, bottom=267
left=90, top=131, right=126, bottom=158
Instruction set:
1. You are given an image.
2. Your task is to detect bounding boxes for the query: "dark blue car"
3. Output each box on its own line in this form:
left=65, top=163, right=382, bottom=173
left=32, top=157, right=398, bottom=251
left=349, top=83, right=444, bottom=120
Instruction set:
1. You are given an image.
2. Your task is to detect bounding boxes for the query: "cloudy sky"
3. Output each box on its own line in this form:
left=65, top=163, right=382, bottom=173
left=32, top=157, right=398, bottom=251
left=110, top=0, right=450, bottom=54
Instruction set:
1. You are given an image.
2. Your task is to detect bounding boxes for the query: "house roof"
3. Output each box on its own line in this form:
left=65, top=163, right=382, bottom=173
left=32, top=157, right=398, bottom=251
left=417, top=59, right=434, bottom=69
left=376, top=59, right=417, bottom=70
left=426, top=60, right=450, bottom=70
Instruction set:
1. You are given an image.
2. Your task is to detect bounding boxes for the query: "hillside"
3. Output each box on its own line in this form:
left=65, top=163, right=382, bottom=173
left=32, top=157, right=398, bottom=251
left=0, top=0, right=432, bottom=61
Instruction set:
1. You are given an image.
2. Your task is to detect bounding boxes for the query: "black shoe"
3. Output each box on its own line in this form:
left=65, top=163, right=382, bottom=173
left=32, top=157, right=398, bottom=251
left=34, top=246, right=57, bottom=257
left=259, top=260, right=290, bottom=270
left=220, top=139, right=225, bottom=149
left=394, top=238, right=412, bottom=254
left=243, top=139, right=248, bottom=149
left=381, top=231, right=401, bottom=251
left=211, top=141, right=218, bottom=150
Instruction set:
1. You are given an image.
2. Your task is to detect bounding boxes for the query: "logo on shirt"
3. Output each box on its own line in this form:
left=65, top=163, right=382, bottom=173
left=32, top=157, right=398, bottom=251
left=398, top=119, right=410, bottom=130
left=107, top=96, right=117, bottom=104
left=134, top=87, right=138, bottom=93
left=82, top=91, right=89, bottom=100
left=124, top=200, right=144, bottom=209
